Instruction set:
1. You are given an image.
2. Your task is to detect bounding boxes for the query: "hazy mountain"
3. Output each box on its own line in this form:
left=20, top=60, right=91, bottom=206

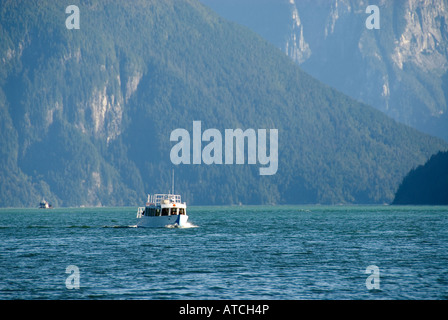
left=0, top=0, right=446, bottom=207
left=200, top=0, right=448, bottom=142
left=393, top=151, right=448, bottom=205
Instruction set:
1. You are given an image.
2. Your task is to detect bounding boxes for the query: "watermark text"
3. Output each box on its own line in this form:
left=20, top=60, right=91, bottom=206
left=170, top=121, right=278, bottom=175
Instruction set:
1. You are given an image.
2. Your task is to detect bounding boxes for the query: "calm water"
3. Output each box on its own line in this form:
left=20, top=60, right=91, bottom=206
left=0, top=205, right=447, bottom=300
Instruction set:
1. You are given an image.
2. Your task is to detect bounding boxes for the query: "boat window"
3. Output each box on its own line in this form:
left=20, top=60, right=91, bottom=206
left=155, top=208, right=161, bottom=216
left=162, top=208, right=169, bottom=216
left=149, top=208, right=155, bottom=216
left=171, top=208, right=178, bottom=215
left=179, top=208, right=185, bottom=215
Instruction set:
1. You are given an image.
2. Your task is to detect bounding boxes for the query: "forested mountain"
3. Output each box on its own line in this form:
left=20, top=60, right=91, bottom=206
left=393, top=151, right=448, bottom=205
left=0, top=0, right=446, bottom=207
left=200, top=0, right=448, bottom=142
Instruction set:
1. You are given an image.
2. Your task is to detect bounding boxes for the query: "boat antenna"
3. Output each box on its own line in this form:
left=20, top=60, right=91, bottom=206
left=172, top=169, right=174, bottom=195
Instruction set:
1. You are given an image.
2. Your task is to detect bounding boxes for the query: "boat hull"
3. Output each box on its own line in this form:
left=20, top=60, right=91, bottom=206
left=137, top=214, right=188, bottom=228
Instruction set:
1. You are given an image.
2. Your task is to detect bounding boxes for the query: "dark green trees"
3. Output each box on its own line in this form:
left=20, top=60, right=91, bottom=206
left=393, top=151, right=448, bottom=205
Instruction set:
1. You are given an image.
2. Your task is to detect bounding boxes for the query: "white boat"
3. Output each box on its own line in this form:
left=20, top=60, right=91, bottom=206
left=39, top=198, right=52, bottom=209
left=136, top=193, right=188, bottom=228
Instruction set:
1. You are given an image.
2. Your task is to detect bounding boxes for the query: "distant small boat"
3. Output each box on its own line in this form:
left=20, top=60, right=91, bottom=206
left=39, top=199, right=52, bottom=209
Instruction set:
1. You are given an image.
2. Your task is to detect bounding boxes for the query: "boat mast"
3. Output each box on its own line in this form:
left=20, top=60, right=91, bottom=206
left=172, top=169, right=174, bottom=195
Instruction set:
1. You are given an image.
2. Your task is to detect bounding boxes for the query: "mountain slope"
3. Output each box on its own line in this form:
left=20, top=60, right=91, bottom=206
left=200, top=0, right=448, bottom=142
left=0, top=0, right=446, bottom=207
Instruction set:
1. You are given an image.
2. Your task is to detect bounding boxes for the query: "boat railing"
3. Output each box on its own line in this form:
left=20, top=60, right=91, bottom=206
left=137, top=207, right=145, bottom=218
left=147, top=194, right=182, bottom=205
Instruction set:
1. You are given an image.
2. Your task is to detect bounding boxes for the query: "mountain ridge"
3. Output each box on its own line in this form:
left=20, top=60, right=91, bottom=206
left=200, top=0, right=448, bottom=142
left=0, top=0, right=446, bottom=207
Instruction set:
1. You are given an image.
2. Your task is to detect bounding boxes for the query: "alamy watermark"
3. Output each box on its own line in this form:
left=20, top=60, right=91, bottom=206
left=65, top=265, right=80, bottom=289
left=65, top=5, right=80, bottom=30
left=170, top=121, right=278, bottom=175
left=365, top=265, right=380, bottom=290
left=365, top=5, right=380, bottom=30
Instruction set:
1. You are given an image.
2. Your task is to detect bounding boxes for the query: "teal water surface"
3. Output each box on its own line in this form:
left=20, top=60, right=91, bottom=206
left=0, top=205, right=447, bottom=299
